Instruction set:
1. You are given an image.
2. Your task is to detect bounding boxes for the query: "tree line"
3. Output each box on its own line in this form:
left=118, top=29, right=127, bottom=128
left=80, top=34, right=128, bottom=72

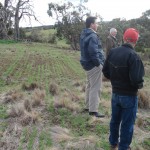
left=47, top=2, right=150, bottom=51
left=0, top=1, right=150, bottom=52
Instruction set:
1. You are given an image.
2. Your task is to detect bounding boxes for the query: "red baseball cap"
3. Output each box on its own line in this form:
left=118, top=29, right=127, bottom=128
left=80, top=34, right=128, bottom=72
left=123, top=28, right=139, bottom=44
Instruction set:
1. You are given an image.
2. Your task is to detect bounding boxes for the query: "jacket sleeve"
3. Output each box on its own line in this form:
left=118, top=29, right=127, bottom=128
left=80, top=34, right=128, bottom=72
left=102, top=56, right=110, bottom=79
left=128, top=53, right=145, bottom=89
left=88, top=36, right=101, bottom=67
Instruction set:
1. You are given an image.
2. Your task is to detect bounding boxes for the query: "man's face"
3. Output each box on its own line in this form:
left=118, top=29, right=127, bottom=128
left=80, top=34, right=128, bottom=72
left=111, top=31, right=117, bottom=37
left=91, top=21, right=98, bottom=31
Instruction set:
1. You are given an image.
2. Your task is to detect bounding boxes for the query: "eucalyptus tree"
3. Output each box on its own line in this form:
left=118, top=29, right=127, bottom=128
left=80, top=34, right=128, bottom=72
left=47, top=1, right=91, bottom=50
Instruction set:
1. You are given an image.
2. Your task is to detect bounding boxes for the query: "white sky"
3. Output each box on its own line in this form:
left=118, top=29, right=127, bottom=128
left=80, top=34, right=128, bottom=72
left=1, top=0, right=150, bottom=27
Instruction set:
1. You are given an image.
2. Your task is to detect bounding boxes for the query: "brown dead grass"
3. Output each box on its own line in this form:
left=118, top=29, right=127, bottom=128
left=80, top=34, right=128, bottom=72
left=49, top=82, right=59, bottom=96
left=32, top=89, right=46, bottom=107
left=64, top=90, right=80, bottom=102
left=20, top=111, right=39, bottom=126
left=50, top=126, right=72, bottom=143
left=8, top=104, right=25, bottom=117
left=138, top=90, right=150, bottom=109
left=24, top=99, right=32, bottom=112
left=3, top=91, right=23, bottom=103
left=81, top=85, right=86, bottom=92
left=54, top=97, right=80, bottom=112
left=100, top=99, right=111, bottom=108
left=136, top=118, right=144, bottom=128
left=22, top=82, right=39, bottom=91
left=65, top=136, right=98, bottom=150
left=73, top=81, right=81, bottom=87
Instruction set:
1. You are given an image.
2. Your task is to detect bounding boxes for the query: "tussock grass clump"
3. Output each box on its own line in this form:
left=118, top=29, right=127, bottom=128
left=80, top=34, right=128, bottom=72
left=32, top=89, right=46, bottom=107
left=73, top=81, right=81, bottom=87
left=133, top=146, right=144, bottom=150
left=24, top=99, right=32, bottom=112
left=81, top=85, right=86, bottom=92
left=5, top=76, right=11, bottom=85
left=50, top=126, right=72, bottom=143
left=49, top=82, right=59, bottom=96
left=54, top=97, right=80, bottom=112
left=11, top=91, right=23, bottom=100
left=138, top=90, right=150, bottom=109
left=8, top=104, right=24, bottom=117
left=22, top=82, right=39, bottom=91
left=64, top=90, right=80, bottom=102
left=65, top=136, right=97, bottom=150
left=21, top=111, right=39, bottom=126
left=88, top=117, right=104, bottom=126
left=136, top=118, right=144, bottom=127
left=3, top=91, right=23, bottom=103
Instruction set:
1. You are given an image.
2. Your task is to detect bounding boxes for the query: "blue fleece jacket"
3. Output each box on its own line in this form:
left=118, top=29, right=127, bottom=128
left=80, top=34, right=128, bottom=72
left=80, top=28, right=105, bottom=71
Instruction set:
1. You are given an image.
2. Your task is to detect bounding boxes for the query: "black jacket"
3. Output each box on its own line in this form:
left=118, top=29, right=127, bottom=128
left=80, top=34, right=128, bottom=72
left=102, top=43, right=145, bottom=96
left=80, top=28, right=105, bottom=71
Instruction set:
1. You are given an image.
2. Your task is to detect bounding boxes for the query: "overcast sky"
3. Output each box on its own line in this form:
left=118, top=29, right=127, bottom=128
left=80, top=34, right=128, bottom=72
left=1, top=0, right=150, bottom=27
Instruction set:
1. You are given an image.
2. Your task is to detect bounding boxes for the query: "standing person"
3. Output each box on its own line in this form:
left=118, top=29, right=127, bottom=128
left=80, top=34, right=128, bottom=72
left=102, top=28, right=145, bottom=150
left=80, top=16, right=105, bottom=118
left=106, top=28, right=119, bottom=57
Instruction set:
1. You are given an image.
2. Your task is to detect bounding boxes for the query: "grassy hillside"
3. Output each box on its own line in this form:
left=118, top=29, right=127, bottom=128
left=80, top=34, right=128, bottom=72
left=0, top=42, right=150, bottom=150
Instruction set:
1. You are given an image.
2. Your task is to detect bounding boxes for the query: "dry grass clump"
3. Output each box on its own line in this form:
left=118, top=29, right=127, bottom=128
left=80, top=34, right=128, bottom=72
left=138, top=90, right=150, bottom=109
left=32, top=89, right=46, bottom=107
left=133, top=146, right=144, bottom=150
left=3, top=91, right=23, bottom=103
left=100, top=100, right=111, bottom=108
left=20, top=111, right=39, bottom=126
left=46, top=148, right=59, bottom=150
left=8, top=104, right=25, bottom=117
left=71, top=94, right=80, bottom=102
left=49, top=82, right=59, bottom=96
left=88, top=117, right=105, bottom=127
left=136, top=118, right=144, bottom=128
left=54, top=97, right=80, bottom=112
left=11, top=91, right=23, bottom=101
left=5, top=76, right=11, bottom=85
left=73, top=81, right=81, bottom=87
left=22, top=82, right=39, bottom=91
left=24, top=99, right=32, bottom=112
left=63, top=89, right=80, bottom=102
left=50, top=126, right=72, bottom=143
left=81, top=85, right=86, bottom=92
left=65, top=136, right=97, bottom=150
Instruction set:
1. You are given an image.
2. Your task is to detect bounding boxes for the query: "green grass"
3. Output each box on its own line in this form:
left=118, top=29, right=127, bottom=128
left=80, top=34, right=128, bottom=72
left=25, top=29, right=56, bottom=37
left=39, top=131, right=53, bottom=150
left=0, top=43, right=84, bottom=93
left=142, top=138, right=150, bottom=149
left=27, top=127, right=37, bottom=150
left=0, top=42, right=150, bottom=150
left=0, top=105, right=8, bottom=119
left=0, top=39, right=18, bottom=44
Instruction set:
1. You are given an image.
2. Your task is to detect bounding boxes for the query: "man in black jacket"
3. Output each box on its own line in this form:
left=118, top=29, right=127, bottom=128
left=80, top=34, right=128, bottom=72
left=80, top=16, right=105, bottom=117
left=102, top=28, right=145, bottom=150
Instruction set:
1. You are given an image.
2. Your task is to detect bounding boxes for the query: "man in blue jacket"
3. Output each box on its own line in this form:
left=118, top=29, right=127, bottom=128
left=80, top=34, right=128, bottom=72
left=102, top=28, right=145, bottom=150
left=80, top=16, right=105, bottom=117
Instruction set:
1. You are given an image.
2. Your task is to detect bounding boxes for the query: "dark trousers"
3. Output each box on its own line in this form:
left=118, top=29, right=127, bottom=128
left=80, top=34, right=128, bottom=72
left=109, top=93, right=138, bottom=150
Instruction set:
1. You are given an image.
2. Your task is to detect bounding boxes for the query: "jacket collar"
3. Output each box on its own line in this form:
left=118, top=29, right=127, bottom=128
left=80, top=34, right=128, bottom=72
left=89, top=28, right=96, bottom=33
left=122, top=43, right=134, bottom=49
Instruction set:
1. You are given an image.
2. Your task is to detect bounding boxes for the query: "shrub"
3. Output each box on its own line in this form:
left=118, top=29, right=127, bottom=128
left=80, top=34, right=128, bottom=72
left=48, top=33, right=57, bottom=44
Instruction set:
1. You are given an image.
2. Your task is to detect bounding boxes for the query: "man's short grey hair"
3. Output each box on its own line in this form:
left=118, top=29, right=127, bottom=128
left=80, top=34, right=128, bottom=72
left=110, top=28, right=117, bottom=34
